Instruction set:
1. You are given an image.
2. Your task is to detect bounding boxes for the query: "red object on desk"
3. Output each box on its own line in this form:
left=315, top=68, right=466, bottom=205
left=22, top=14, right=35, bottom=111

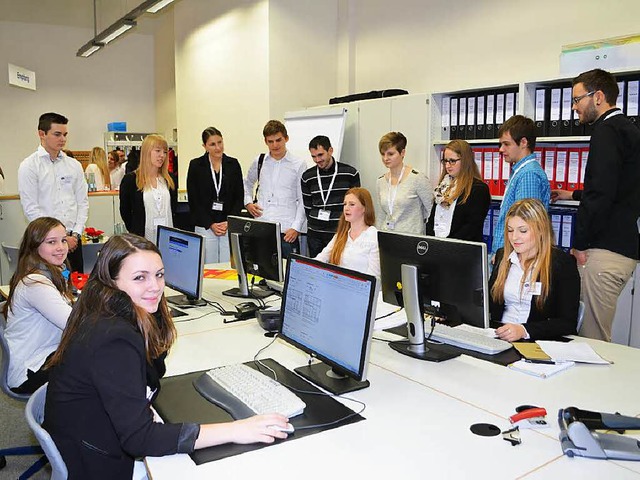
left=71, top=272, right=89, bottom=291
left=509, top=407, right=547, bottom=424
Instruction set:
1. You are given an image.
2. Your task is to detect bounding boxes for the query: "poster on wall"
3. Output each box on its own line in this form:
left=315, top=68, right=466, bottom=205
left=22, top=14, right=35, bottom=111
left=8, top=63, right=36, bottom=91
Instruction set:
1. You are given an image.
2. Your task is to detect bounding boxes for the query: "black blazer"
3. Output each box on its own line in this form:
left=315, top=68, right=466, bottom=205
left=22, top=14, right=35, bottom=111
left=119, top=172, right=178, bottom=237
left=44, top=306, right=198, bottom=479
left=489, top=247, right=580, bottom=340
left=426, top=178, right=491, bottom=242
left=186, top=153, right=244, bottom=228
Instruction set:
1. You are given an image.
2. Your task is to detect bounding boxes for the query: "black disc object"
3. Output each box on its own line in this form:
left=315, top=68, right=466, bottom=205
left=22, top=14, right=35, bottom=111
left=470, top=423, right=501, bottom=437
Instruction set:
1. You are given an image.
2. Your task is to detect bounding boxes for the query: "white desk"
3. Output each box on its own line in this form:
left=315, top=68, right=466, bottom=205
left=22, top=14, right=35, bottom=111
left=146, top=274, right=640, bottom=480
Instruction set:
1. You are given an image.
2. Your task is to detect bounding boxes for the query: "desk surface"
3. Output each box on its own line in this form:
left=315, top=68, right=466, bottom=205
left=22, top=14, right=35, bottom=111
left=146, top=270, right=640, bottom=480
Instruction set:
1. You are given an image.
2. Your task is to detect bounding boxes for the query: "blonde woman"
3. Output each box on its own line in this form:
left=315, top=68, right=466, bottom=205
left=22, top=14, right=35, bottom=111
left=426, top=140, right=490, bottom=241
left=375, top=132, right=432, bottom=235
left=119, top=135, right=176, bottom=242
left=489, top=198, right=580, bottom=342
left=85, top=147, right=111, bottom=190
left=316, top=187, right=380, bottom=277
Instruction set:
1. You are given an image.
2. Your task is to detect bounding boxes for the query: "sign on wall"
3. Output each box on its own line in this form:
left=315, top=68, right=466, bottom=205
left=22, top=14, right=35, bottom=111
left=8, top=63, right=36, bottom=91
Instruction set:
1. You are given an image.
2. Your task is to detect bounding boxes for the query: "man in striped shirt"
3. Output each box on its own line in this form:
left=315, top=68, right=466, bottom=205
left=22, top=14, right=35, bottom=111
left=301, top=136, right=360, bottom=257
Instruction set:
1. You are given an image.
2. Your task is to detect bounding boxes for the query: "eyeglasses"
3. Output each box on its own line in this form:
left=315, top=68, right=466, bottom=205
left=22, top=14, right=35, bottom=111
left=441, top=158, right=461, bottom=165
left=571, top=91, right=595, bottom=105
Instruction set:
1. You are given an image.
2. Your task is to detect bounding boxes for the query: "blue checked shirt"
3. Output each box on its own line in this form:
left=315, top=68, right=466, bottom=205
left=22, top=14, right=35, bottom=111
left=491, top=154, right=550, bottom=255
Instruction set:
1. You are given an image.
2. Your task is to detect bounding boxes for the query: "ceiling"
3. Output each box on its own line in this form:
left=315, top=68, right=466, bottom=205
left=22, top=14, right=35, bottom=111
left=0, top=0, right=171, bottom=34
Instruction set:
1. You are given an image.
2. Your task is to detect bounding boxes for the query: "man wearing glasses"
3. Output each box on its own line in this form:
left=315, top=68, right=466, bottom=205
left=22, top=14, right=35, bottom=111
left=552, top=69, right=640, bottom=342
left=491, top=115, right=550, bottom=257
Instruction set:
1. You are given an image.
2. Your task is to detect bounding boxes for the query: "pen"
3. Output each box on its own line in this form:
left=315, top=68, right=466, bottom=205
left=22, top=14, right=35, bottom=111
left=524, top=358, right=556, bottom=365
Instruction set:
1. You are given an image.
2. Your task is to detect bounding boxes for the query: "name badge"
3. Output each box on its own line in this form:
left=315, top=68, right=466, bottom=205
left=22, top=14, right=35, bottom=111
left=60, top=175, right=73, bottom=187
left=385, top=221, right=396, bottom=230
left=212, top=201, right=224, bottom=211
left=524, top=281, right=542, bottom=296
left=317, top=209, right=331, bottom=221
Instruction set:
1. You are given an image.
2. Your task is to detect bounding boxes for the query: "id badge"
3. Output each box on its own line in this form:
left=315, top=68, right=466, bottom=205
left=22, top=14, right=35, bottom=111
left=212, top=201, right=224, bottom=211
left=385, top=220, right=395, bottom=230
left=318, top=209, right=331, bottom=221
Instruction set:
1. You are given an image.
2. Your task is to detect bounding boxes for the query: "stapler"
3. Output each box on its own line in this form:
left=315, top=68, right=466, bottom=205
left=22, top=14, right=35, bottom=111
left=558, top=406, right=640, bottom=460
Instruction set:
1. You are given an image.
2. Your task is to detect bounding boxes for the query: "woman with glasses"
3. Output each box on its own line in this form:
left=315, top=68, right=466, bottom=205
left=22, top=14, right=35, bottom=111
left=376, top=132, right=432, bottom=235
left=426, top=140, right=490, bottom=241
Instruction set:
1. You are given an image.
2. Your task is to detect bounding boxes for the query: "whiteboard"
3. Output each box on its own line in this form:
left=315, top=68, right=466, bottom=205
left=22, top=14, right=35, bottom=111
left=284, top=107, right=347, bottom=167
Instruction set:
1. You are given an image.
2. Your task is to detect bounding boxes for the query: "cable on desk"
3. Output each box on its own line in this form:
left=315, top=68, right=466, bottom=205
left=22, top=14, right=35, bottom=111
left=250, top=336, right=367, bottom=430
left=375, top=307, right=403, bottom=320
left=172, top=311, right=217, bottom=323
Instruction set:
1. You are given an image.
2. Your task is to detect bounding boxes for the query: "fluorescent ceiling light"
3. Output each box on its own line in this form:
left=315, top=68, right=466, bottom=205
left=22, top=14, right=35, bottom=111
left=97, top=20, right=136, bottom=44
left=146, top=0, right=175, bottom=13
left=77, top=42, right=104, bottom=58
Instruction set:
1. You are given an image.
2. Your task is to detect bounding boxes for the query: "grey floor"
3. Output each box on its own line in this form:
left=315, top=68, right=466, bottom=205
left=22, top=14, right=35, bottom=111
left=0, top=350, right=50, bottom=479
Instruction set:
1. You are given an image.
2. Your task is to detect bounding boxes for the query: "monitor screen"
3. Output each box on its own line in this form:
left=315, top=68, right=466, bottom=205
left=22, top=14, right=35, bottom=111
left=156, top=226, right=205, bottom=307
left=279, top=254, right=378, bottom=395
left=378, top=231, right=489, bottom=328
left=224, top=216, right=283, bottom=299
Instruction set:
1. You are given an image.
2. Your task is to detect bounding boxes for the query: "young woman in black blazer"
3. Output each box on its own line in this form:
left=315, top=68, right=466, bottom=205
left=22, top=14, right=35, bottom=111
left=426, top=139, right=490, bottom=242
left=119, top=135, right=177, bottom=242
left=187, top=127, right=244, bottom=263
left=489, top=198, right=580, bottom=342
left=44, top=234, right=290, bottom=479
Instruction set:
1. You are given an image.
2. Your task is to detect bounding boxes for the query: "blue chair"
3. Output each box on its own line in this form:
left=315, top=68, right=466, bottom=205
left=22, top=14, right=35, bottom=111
left=0, top=301, right=48, bottom=479
left=25, top=384, right=68, bottom=480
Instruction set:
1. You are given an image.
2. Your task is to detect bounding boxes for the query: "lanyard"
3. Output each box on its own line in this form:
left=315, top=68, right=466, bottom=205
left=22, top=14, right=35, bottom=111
left=316, top=160, right=338, bottom=208
left=210, top=158, right=222, bottom=200
left=603, top=109, right=623, bottom=121
left=387, top=165, right=406, bottom=216
left=502, top=155, right=536, bottom=200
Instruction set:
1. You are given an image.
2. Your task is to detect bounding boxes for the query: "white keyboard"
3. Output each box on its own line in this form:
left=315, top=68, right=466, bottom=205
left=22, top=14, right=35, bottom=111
left=428, top=323, right=512, bottom=355
left=197, top=363, right=306, bottom=419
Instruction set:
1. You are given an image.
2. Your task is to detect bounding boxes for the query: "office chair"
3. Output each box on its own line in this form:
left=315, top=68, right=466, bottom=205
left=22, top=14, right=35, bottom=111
left=577, top=300, right=586, bottom=333
left=0, top=301, right=47, bottom=478
left=1, top=243, right=19, bottom=279
left=81, top=241, right=103, bottom=274
left=25, top=384, right=68, bottom=480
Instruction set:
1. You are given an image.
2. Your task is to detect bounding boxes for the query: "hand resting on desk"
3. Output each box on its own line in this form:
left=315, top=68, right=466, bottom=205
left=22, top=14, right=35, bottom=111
left=195, top=413, right=290, bottom=448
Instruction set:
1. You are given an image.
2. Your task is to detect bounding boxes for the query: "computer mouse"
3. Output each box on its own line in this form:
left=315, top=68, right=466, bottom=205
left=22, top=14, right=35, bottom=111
left=269, top=423, right=294, bottom=434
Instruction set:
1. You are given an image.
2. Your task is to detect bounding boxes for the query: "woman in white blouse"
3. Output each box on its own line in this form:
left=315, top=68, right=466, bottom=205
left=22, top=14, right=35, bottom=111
left=119, top=135, right=176, bottom=243
left=85, top=146, right=111, bottom=191
left=3, top=216, right=73, bottom=394
left=316, top=187, right=380, bottom=277
left=108, top=150, right=125, bottom=190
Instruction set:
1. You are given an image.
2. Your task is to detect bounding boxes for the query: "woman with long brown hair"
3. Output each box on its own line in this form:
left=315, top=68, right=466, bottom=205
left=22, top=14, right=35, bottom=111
left=3, top=217, right=73, bottom=393
left=44, top=234, right=289, bottom=479
left=119, top=134, right=177, bottom=242
left=426, top=139, right=490, bottom=241
left=316, top=187, right=380, bottom=277
left=489, top=198, right=580, bottom=342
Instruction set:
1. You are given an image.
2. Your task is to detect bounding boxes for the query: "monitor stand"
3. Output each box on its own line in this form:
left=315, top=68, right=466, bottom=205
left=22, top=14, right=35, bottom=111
left=389, top=264, right=458, bottom=362
left=294, top=363, right=369, bottom=395
left=222, top=286, right=274, bottom=299
left=167, top=294, right=207, bottom=308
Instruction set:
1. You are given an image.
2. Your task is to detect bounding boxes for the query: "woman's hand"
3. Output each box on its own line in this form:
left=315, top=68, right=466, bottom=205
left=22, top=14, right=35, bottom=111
left=211, top=221, right=228, bottom=236
left=195, top=414, right=291, bottom=449
left=495, top=323, right=526, bottom=342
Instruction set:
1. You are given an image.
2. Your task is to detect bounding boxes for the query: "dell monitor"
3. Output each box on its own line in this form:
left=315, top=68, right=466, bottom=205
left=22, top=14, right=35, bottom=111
left=156, top=226, right=206, bottom=307
left=279, top=254, right=378, bottom=395
left=225, top=216, right=284, bottom=299
left=378, top=231, right=490, bottom=361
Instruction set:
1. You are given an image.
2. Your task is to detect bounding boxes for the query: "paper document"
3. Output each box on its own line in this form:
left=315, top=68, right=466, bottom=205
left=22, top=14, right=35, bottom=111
left=374, top=295, right=406, bottom=331
left=509, top=360, right=575, bottom=379
left=537, top=341, right=611, bottom=365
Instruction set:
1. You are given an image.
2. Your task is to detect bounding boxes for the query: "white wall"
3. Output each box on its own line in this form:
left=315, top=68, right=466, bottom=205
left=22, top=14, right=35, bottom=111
left=346, top=0, right=640, bottom=95
left=155, top=8, right=177, bottom=142
left=0, top=21, right=156, bottom=194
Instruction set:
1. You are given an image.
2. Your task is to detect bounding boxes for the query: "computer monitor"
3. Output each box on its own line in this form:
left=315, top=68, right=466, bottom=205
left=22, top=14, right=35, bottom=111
left=224, top=216, right=284, bottom=299
left=378, top=231, right=490, bottom=362
left=156, top=225, right=206, bottom=307
left=278, top=254, right=378, bottom=395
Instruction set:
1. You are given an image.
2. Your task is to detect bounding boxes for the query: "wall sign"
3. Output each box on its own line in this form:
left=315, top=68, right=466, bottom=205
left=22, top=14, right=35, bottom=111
left=8, top=63, right=36, bottom=90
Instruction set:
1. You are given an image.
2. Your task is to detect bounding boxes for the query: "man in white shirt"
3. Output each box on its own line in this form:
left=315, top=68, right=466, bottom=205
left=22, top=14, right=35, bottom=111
left=243, top=120, right=307, bottom=257
left=18, top=112, right=89, bottom=271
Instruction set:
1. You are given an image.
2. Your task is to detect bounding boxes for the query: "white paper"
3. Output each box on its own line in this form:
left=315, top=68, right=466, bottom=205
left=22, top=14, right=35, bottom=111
left=374, top=295, right=406, bottom=331
left=537, top=341, right=611, bottom=364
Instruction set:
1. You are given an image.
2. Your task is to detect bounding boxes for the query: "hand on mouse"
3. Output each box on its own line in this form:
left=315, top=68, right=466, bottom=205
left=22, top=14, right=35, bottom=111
left=229, top=414, right=291, bottom=444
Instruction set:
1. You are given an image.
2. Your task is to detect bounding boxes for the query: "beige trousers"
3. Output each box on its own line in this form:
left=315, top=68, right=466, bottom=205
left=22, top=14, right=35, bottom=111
left=578, top=248, right=637, bottom=342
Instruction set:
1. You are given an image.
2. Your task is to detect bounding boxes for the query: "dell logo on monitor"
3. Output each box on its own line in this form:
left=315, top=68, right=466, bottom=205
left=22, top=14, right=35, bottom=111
left=416, top=241, right=429, bottom=256
left=243, top=222, right=252, bottom=233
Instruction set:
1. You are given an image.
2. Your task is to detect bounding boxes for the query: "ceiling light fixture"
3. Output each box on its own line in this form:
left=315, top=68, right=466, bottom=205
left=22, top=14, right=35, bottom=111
left=77, top=0, right=178, bottom=58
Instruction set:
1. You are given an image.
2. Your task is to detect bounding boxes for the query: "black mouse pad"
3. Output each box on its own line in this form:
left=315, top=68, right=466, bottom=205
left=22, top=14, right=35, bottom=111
left=153, top=358, right=365, bottom=465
